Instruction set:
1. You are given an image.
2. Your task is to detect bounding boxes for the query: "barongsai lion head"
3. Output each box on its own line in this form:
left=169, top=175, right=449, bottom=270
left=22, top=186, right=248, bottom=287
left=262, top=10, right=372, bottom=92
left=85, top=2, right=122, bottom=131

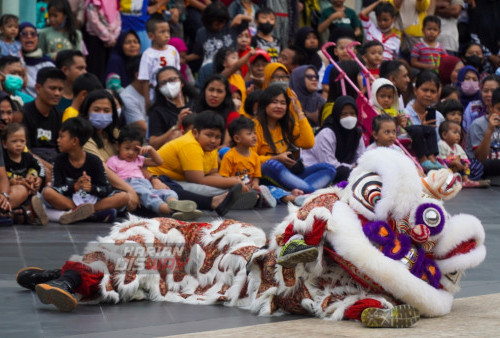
left=319, top=148, right=486, bottom=317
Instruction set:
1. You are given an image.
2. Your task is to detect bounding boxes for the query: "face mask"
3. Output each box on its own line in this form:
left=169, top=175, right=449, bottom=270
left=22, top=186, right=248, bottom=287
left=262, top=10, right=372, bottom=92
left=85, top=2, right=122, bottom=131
left=89, top=112, right=113, bottom=130
left=340, top=116, right=358, bottom=130
left=269, top=81, right=289, bottom=91
left=3, top=74, right=23, bottom=92
left=461, top=80, right=480, bottom=96
left=160, top=81, right=181, bottom=99
left=258, top=22, right=274, bottom=35
left=116, top=108, right=122, bottom=117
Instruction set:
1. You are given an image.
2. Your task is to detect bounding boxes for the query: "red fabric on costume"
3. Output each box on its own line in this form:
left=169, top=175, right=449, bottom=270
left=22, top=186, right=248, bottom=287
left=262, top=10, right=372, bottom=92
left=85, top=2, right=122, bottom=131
left=344, top=298, right=384, bottom=320
left=62, top=261, right=104, bottom=298
left=282, top=217, right=328, bottom=246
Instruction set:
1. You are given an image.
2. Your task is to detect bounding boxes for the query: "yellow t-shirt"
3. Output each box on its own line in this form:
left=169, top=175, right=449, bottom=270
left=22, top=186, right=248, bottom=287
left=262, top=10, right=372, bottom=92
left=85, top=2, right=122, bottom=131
left=62, top=106, right=79, bottom=122
left=148, top=131, right=218, bottom=181
left=389, top=0, right=430, bottom=37
left=252, top=117, right=315, bottom=163
left=219, top=147, right=261, bottom=178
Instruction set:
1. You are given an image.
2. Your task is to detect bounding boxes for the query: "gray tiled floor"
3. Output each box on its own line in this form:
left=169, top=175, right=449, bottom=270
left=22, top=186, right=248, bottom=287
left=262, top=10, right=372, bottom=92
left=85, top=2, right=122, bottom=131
left=1, top=187, right=499, bottom=337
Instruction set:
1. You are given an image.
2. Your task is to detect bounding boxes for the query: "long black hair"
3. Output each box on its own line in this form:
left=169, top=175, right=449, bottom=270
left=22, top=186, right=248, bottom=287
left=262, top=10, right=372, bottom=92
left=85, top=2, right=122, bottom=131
left=48, top=0, right=78, bottom=46
left=327, top=60, right=362, bottom=102
left=256, top=85, right=294, bottom=155
left=79, top=89, right=119, bottom=149
left=195, top=74, right=235, bottom=126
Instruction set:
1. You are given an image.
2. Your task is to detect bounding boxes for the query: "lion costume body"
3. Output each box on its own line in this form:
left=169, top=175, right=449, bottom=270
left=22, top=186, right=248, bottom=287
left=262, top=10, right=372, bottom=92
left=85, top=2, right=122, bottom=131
left=64, top=148, right=486, bottom=320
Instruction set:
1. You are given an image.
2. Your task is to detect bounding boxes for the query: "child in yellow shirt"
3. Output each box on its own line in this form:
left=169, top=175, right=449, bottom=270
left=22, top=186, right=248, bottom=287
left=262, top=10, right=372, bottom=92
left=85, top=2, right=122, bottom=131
left=220, top=116, right=276, bottom=207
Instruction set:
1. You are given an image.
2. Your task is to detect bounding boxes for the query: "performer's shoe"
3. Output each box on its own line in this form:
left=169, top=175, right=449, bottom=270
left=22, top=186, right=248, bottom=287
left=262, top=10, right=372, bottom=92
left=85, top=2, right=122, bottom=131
left=59, top=204, right=95, bottom=224
left=16, top=267, right=61, bottom=290
left=277, top=239, right=319, bottom=268
left=361, top=304, right=420, bottom=328
left=35, top=278, right=78, bottom=312
left=172, top=209, right=203, bottom=221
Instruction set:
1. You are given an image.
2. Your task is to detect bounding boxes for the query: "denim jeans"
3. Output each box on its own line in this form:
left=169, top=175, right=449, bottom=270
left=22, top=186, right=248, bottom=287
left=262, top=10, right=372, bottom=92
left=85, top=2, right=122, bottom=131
left=261, top=160, right=337, bottom=193
left=126, top=177, right=177, bottom=214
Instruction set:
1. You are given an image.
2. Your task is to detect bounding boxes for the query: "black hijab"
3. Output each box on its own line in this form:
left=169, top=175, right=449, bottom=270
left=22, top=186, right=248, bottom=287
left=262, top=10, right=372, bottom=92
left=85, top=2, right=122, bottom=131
left=320, top=96, right=361, bottom=164
left=294, top=27, right=322, bottom=71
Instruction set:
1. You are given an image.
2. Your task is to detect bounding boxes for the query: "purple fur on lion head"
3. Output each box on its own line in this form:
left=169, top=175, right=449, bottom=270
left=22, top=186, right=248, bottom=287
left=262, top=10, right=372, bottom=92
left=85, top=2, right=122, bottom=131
left=414, top=203, right=445, bottom=236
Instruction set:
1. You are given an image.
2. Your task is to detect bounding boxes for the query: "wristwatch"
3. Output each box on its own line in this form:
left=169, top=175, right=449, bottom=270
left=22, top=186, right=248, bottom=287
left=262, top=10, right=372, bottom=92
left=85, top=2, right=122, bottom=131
left=1, top=192, right=9, bottom=200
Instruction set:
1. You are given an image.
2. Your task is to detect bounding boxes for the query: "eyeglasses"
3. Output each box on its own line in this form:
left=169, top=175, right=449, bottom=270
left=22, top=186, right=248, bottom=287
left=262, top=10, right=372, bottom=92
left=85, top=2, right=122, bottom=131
left=305, top=74, right=319, bottom=81
left=20, top=31, right=37, bottom=38
left=271, top=75, right=290, bottom=81
left=158, top=77, right=180, bottom=86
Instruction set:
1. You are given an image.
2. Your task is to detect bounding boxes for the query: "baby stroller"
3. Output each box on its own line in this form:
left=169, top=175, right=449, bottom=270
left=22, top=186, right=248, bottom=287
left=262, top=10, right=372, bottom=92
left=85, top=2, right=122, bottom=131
left=320, top=41, right=424, bottom=173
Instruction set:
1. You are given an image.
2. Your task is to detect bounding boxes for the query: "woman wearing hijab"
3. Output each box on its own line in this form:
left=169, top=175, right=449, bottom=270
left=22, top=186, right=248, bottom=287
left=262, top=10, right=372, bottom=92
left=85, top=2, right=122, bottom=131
left=455, top=65, right=482, bottom=110
left=302, top=96, right=365, bottom=182
left=19, top=22, right=55, bottom=98
left=289, top=65, right=325, bottom=127
left=104, top=30, right=141, bottom=89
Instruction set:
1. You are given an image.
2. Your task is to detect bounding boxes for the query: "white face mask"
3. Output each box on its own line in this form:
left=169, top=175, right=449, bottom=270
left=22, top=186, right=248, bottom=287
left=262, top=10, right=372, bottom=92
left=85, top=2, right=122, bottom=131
left=116, top=107, right=122, bottom=117
left=160, top=81, right=181, bottom=99
left=340, top=116, right=358, bottom=130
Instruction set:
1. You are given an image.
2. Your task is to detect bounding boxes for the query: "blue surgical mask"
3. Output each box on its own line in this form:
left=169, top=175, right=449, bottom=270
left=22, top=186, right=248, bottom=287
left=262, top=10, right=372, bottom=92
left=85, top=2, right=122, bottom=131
left=3, top=74, right=23, bottom=92
left=89, top=112, right=113, bottom=130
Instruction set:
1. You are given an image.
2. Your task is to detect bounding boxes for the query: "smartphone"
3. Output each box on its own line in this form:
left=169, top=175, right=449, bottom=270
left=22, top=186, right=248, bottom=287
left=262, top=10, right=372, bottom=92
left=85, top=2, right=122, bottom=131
left=426, top=107, right=436, bottom=121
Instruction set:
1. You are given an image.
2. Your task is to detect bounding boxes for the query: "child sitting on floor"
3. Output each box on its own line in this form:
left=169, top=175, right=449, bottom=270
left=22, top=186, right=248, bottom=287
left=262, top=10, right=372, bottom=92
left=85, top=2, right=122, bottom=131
left=366, top=115, right=405, bottom=155
left=438, top=120, right=489, bottom=188
left=39, top=118, right=129, bottom=225
left=2, top=123, right=46, bottom=224
left=106, top=125, right=200, bottom=220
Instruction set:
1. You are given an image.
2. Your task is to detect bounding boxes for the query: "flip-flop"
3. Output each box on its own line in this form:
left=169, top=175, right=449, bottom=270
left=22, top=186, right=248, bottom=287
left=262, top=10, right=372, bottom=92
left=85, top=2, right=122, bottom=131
left=215, top=184, right=243, bottom=217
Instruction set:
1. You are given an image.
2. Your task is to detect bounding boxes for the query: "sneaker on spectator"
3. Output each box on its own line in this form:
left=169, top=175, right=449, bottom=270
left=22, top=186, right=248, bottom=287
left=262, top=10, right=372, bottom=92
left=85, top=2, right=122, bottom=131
left=172, top=209, right=203, bottom=221
left=231, top=191, right=259, bottom=210
left=31, top=195, right=48, bottom=226
left=258, top=185, right=277, bottom=208
left=89, top=209, right=117, bottom=223
left=59, top=204, right=95, bottom=224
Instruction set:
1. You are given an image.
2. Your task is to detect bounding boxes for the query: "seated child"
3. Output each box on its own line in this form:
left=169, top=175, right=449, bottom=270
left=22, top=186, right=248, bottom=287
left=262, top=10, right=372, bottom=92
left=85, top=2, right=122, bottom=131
left=361, top=40, right=384, bottom=78
left=39, top=118, right=130, bottom=224
left=366, top=115, right=405, bottom=156
left=438, top=120, right=489, bottom=188
left=436, top=98, right=465, bottom=145
left=107, top=125, right=200, bottom=220
left=219, top=116, right=277, bottom=207
left=2, top=123, right=47, bottom=224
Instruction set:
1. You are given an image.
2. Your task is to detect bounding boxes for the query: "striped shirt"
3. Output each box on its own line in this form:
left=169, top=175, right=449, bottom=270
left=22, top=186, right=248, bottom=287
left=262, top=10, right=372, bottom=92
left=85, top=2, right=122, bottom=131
left=411, top=41, right=446, bottom=66
left=360, top=15, right=401, bottom=61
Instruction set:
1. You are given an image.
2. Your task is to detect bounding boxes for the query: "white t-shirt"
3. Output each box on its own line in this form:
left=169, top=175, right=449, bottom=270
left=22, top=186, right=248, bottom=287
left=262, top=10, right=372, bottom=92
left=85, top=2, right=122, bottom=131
left=120, top=84, right=146, bottom=125
left=138, top=45, right=180, bottom=100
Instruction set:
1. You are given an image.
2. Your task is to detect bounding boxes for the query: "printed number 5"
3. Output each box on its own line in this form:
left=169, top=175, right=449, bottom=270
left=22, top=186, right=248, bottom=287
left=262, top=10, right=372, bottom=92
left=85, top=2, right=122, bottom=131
left=160, top=56, right=167, bottom=66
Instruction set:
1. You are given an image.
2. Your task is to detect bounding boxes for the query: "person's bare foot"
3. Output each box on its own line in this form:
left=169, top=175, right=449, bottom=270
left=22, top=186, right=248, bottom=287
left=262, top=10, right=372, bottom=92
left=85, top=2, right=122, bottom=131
left=211, top=192, right=228, bottom=210
left=291, top=189, right=304, bottom=196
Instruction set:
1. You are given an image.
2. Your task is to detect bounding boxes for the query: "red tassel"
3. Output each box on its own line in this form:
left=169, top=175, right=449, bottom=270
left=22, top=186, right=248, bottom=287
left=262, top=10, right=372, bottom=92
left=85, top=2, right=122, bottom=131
left=304, top=217, right=327, bottom=246
left=62, top=261, right=104, bottom=298
left=344, top=298, right=384, bottom=320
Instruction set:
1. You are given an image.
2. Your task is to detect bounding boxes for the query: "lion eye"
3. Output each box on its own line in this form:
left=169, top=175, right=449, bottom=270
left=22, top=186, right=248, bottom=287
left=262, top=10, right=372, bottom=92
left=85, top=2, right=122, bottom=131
left=352, top=173, right=382, bottom=212
left=424, top=208, right=441, bottom=227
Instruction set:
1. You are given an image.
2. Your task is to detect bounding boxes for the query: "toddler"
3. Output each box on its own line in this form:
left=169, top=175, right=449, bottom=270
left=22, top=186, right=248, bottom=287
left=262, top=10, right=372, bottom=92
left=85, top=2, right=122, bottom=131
left=438, top=120, right=488, bottom=188
left=0, top=14, right=21, bottom=57
left=411, top=15, right=447, bottom=71
left=107, top=125, right=200, bottom=220
left=361, top=40, right=384, bottom=78
left=359, top=0, right=400, bottom=61
left=2, top=123, right=47, bottom=224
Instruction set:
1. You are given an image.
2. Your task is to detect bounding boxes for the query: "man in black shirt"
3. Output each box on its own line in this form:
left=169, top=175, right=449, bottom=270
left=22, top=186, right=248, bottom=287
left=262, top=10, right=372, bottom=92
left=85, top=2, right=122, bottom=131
left=22, top=67, right=64, bottom=163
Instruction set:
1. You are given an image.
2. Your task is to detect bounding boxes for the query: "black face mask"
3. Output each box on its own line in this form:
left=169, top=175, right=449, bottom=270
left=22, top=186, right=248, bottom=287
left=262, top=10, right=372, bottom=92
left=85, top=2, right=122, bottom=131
left=464, top=54, right=483, bottom=73
left=258, top=22, right=274, bottom=35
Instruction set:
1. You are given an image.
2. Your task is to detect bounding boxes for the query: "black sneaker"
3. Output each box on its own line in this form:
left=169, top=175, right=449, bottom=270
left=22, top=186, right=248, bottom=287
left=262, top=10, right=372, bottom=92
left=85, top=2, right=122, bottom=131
left=35, top=279, right=78, bottom=312
left=88, top=208, right=117, bottom=223
left=16, top=267, right=61, bottom=290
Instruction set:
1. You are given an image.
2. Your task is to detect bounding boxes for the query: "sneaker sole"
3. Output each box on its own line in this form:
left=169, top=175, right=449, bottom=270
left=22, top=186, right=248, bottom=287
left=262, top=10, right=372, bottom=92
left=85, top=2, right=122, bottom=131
left=31, top=196, right=48, bottom=226
left=59, top=204, right=95, bottom=225
left=35, top=283, right=77, bottom=312
left=167, top=200, right=197, bottom=213
left=259, top=186, right=277, bottom=208
left=277, top=247, right=319, bottom=269
left=172, top=209, right=203, bottom=221
left=361, top=304, right=420, bottom=328
left=231, top=191, right=259, bottom=210
left=16, top=266, right=43, bottom=289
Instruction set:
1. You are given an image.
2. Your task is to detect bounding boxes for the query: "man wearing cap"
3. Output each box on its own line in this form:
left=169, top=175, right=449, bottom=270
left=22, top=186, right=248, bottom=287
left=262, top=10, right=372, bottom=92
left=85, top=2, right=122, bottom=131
left=19, top=22, right=55, bottom=98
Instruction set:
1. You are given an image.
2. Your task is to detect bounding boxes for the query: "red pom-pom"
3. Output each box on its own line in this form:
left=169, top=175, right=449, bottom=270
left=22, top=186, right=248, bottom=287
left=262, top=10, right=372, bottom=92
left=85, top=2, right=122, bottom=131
left=411, top=224, right=430, bottom=243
